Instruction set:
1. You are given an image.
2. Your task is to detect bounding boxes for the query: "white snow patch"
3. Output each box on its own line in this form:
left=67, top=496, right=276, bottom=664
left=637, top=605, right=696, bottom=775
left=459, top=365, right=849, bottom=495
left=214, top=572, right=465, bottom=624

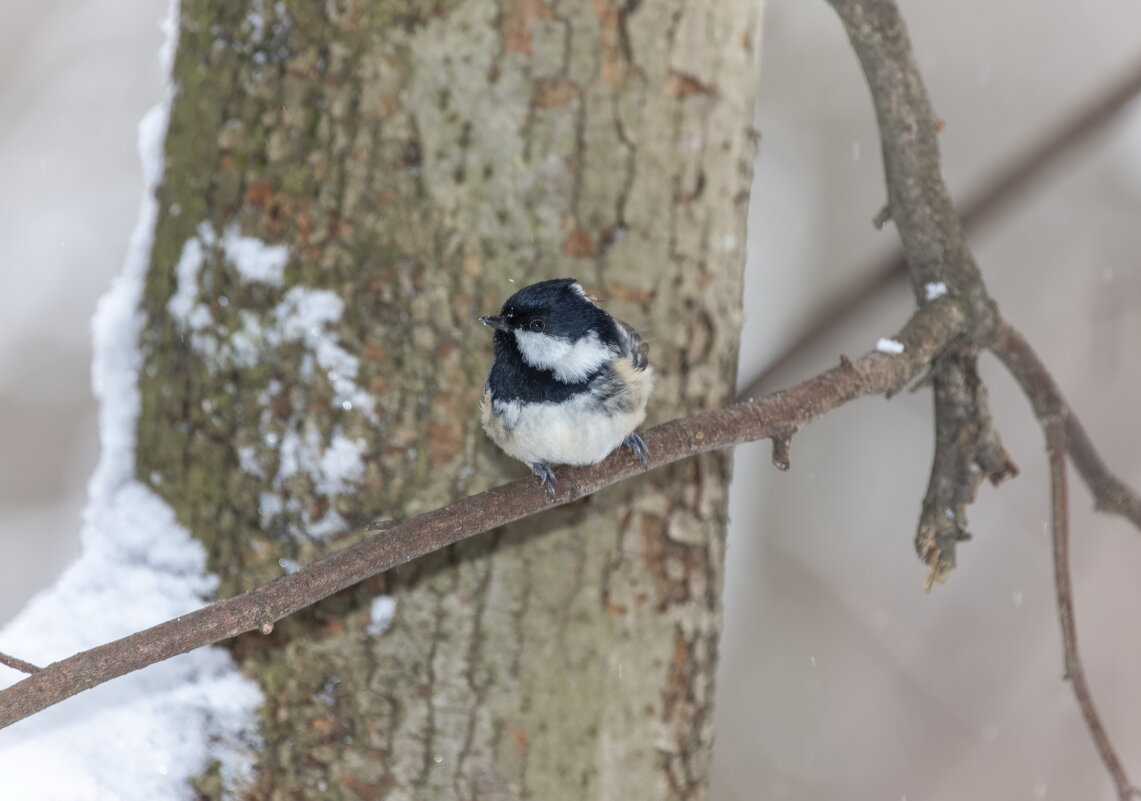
left=924, top=281, right=948, bottom=300
left=267, top=288, right=376, bottom=419
left=245, top=0, right=268, bottom=42
left=237, top=445, right=265, bottom=478
left=270, top=425, right=365, bottom=539
left=228, top=310, right=266, bottom=367
left=258, top=491, right=284, bottom=519
left=876, top=337, right=905, bottom=355
left=367, top=595, right=397, bottom=636
left=0, top=486, right=261, bottom=799
left=0, top=3, right=261, bottom=798
left=277, top=427, right=311, bottom=482
left=187, top=302, right=214, bottom=331
left=308, top=509, right=350, bottom=539
left=273, top=286, right=344, bottom=340
left=168, top=223, right=222, bottom=361
left=168, top=222, right=290, bottom=357
left=170, top=275, right=377, bottom=420
left=168, top=230, right=206, bottom=325
left=317, top=434, right=367, bottom=495
left=224, top=225, right=289, bottom=286
left=165, top=248, right=376, bottom=535
left=170, top=221, right=289, bottom=309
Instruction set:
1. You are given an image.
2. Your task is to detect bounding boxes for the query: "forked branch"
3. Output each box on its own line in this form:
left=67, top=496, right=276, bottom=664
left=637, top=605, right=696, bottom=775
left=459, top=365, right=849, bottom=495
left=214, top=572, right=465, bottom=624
left=828, top=0, right=1140, bottom=794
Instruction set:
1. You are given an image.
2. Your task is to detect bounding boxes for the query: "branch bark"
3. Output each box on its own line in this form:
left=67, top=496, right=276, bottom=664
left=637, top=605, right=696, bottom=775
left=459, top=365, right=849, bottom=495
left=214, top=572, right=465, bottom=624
left=0, top=299, right=964, bottom=729
left=825, top=0, right=989, bottom=312
left=916, top=346, right=1017, bottom=587
left=0, top=652, right=40, bottom=675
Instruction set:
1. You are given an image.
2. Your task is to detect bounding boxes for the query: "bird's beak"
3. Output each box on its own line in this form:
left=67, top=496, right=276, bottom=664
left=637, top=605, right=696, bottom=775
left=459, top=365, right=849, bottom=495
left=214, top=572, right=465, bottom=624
left=480, top=315, right=511, bottom=332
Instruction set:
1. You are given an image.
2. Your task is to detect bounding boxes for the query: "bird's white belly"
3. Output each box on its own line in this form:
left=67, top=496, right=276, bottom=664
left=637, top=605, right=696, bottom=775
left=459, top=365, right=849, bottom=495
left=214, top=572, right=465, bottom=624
left=487, top=393, right=645, bottom=467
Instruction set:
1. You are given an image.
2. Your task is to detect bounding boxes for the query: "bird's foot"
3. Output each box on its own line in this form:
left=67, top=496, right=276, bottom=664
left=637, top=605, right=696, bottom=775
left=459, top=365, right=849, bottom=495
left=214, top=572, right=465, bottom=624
left=531, top=461, right=558, bottom=498
left=624, top=433, right=650, bottom=467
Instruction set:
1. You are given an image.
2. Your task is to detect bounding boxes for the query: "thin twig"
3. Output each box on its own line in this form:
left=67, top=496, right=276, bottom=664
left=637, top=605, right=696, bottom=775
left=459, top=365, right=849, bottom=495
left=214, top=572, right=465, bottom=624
left=770, top=433, right=793, bottom=471
left=0, top=651, right=40, bottom=675
left=0, top=299, right=966, bottom=730
left=1045, top=421, right=1139, bottom=801
left=1064, top=415, right=1141, bottom=528
left=916, top=347, right=1018, bottom=586
left=990, top=321, right=1141, bottom=532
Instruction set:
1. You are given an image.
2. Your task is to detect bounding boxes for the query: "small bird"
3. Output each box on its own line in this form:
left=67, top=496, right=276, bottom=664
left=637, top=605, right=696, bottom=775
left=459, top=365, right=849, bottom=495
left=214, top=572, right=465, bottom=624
left=480, top=278, right=654, bottom=496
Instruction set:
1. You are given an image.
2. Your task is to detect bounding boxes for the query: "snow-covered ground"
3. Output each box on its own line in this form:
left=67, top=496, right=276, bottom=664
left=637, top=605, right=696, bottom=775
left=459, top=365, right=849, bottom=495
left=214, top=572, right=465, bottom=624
left=0, top=0, right=1139, bottom=799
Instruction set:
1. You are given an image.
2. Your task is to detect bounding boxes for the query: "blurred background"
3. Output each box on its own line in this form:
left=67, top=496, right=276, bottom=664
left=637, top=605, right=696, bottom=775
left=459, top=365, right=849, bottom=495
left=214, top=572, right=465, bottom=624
left=1, top=1, right=1139, bottom=798
left=0, top=1, right=163, bottom=625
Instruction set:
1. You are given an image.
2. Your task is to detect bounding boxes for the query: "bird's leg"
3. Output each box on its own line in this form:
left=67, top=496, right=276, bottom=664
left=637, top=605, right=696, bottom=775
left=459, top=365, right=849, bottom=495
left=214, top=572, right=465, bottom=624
left=530, top=461, right=558, bottom=497
left=623, top=433, right=649, bottom=467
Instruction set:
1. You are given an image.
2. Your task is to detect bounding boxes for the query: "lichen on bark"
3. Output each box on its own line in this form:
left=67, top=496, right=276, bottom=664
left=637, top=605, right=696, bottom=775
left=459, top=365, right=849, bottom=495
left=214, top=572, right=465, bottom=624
left=135, top=0, right=761, bottom=798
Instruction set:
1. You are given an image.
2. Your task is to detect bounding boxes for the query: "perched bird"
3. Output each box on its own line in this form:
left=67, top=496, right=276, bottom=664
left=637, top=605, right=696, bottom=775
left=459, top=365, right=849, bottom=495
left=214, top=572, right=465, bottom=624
left=480, top=278, right=654, bottom=496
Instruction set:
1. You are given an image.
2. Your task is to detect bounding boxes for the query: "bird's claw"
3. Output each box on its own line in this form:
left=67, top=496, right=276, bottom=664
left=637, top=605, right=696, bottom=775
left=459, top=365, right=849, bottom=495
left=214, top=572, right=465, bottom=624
left=531, top=461, right=558, bottom=498
left=624, top=433, right=650, bottom=467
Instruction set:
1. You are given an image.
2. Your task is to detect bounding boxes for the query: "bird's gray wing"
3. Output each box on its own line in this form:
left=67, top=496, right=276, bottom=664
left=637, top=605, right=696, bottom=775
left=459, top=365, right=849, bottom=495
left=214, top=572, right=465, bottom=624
left=614, top=318, right=649, bottom=370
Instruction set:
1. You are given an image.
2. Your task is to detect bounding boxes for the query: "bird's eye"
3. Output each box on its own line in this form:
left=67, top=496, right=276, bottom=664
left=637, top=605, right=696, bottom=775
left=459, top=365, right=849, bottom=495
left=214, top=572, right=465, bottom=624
left=528, top=318, right=545, bottom=333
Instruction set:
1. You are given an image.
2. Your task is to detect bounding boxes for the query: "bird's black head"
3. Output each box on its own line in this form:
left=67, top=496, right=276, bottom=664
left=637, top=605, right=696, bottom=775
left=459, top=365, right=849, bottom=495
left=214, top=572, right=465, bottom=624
left=481, top=278, right=624, bottom=387
left=480, top=278, right=615, bottom=344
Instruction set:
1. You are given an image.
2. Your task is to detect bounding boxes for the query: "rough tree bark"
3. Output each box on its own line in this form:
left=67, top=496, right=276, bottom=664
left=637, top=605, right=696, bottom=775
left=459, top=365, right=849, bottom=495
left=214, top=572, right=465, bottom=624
left=135, top=0, right=760, bottom=798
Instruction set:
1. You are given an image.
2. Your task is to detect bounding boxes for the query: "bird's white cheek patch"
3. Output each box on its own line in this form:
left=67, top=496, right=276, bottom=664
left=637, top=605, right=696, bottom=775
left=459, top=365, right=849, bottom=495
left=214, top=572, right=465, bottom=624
left=514, top=330, right=613, bottom=383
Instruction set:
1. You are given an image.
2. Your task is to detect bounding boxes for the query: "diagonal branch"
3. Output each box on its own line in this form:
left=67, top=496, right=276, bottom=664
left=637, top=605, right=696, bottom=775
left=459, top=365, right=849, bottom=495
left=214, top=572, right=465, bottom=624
left=991, top=321, right=1141, bottom=531
left=0, top=299, right=966, bottom=729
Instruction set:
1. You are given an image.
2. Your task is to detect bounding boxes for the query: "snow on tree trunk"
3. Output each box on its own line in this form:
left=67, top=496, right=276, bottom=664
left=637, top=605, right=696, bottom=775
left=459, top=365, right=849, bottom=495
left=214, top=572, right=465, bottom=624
left=136, top=0, right=760, bottom=797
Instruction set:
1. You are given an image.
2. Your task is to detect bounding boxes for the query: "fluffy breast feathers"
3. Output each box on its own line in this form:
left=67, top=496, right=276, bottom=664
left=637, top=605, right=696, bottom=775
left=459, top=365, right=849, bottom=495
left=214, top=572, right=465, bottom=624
left=481, top=355, right=653, bottom=467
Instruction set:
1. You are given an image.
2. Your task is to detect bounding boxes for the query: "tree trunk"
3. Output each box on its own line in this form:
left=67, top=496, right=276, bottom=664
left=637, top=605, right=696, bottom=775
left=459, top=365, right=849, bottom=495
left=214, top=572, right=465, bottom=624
left=136, top=0, right=760, bottom=798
